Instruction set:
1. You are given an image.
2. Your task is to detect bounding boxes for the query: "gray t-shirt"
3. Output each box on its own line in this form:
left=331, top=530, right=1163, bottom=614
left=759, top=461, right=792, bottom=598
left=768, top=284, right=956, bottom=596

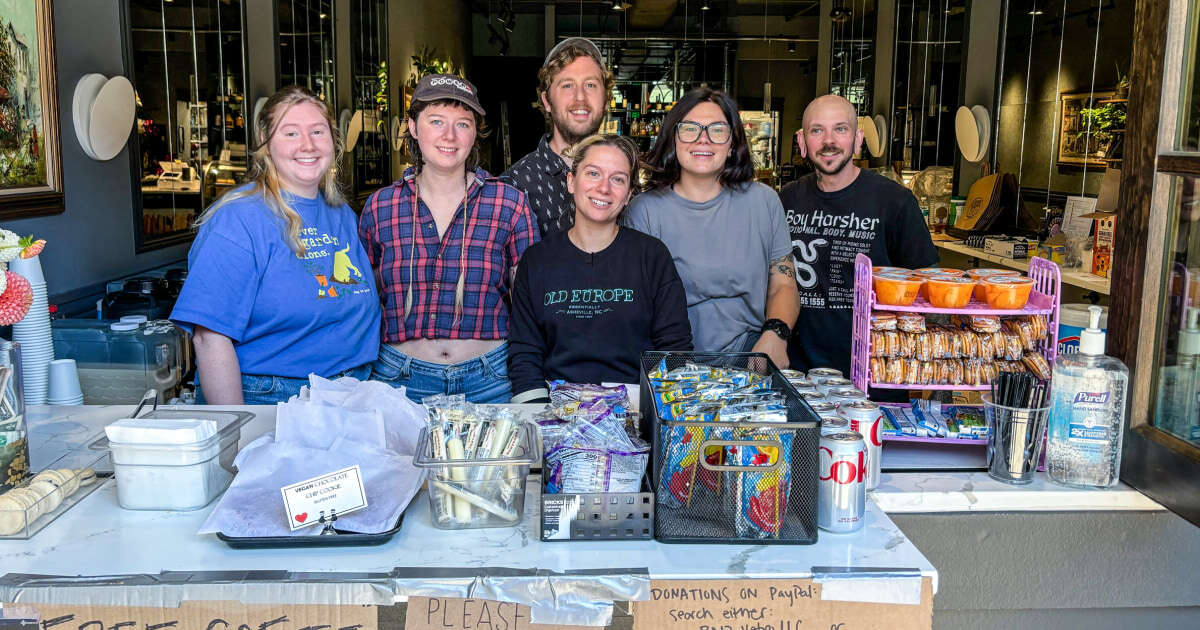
left=624, top=182, right=792, bottom=353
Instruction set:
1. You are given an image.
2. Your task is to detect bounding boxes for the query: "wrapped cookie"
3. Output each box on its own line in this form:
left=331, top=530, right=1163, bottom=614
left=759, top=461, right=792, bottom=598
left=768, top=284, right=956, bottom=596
left=1022, top=352, right=1053, bottom=381
left=898, top=313, right=927, bottom=334
left=969, top=315, right=1002, bottom=334
left=871, top=330, right=887, bottom=357
left=915, top=332, right=934, bottom=362
left=885, top=330, right=902, bottom=358
left=870, top=357, right=887, bottom=381
left=992, top=331, right=1008, bottom=359
left=919, top=361, right=937, bottom=385
left=871, top=312, right=898, bottom=331
left=900, top=331, right=917, bottom=358
left=886, top=357, right=905, bottom=384
left=962, top=328, right=980, bottom=359
left=950, top=328, right=966, bottom=359
left=904, top=358, right=923, bottom=385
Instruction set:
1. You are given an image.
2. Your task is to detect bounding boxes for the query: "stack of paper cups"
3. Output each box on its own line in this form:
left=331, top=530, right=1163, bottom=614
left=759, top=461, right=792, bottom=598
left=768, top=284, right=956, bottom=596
left=9, top=255, right=53, bottom=405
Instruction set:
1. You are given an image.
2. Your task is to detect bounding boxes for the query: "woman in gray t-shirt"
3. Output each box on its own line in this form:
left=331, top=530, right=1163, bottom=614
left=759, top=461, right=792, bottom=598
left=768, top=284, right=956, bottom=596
left=624, top=88, right=799, bottom=368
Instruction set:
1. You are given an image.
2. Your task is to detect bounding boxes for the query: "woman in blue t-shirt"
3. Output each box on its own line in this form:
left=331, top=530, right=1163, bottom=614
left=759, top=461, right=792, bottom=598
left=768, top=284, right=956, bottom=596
left=171, top=86, right=381, bottom=404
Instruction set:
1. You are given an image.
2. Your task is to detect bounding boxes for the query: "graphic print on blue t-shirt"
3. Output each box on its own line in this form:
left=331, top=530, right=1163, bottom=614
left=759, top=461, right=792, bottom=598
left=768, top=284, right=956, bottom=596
left=298, top=225, right=369, bottom=299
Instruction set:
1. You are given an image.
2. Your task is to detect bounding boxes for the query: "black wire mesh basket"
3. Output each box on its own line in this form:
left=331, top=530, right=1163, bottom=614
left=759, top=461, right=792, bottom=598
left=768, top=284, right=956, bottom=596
left=640, top=351, right=820, bottom=544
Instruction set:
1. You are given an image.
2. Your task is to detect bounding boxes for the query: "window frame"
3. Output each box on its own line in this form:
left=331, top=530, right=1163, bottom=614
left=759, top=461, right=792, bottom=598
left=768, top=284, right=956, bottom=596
left=1112, top=0, right=1200, bottom=525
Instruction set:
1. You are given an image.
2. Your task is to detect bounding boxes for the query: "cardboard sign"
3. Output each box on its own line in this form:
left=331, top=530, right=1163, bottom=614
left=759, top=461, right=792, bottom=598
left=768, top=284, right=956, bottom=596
left=631, top=578, right=933, bottom=630
left=403, top=597, right=593, bottom=630
left=281, top=465, right=368, bottom=530
left=1, top=600, right=377, bottom=630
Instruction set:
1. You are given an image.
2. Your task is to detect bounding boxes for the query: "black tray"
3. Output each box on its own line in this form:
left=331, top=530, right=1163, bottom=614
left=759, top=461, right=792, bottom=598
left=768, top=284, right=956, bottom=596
left=215, top=515, right=404, bottom=548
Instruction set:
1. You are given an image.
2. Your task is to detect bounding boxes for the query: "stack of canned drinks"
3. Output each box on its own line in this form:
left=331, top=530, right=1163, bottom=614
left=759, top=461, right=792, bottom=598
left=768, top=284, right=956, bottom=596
left=783, top=367, right=885, bottom=534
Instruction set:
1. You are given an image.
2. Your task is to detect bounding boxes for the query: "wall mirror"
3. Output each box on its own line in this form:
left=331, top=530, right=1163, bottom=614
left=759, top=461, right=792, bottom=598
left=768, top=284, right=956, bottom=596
left=279, top=0, right=335, bottom=106
left=349, top=0, right=388, bottom=206
left=889, top=0, right=966, bottom=171
left=830, top=0, right=878, bottom=116
left=124, top=0, right=248, bottom=252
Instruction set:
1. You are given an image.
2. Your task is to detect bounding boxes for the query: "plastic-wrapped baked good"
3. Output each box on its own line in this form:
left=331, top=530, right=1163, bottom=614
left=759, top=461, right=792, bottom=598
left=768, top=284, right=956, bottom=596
left=1022, top=352, right=1052, bottom=380
left=919, top=361, right=936, bottom=385
left=916, top=332, right=933, bottom=362
left=962, top=329, right=980, bottom=359
left=1003, top=330, right=1023, bottom=361
left=991, top=331, right=1007, bottom=359
left=928, top=327, right=947, bottom=359
left=871, top=312, right=898, bottom=331
left=871, top=330, right=887, bottom=357
left=886, top=357, right=905, bottom=384
left=978, top=332, right=995, bottom=360
left=904, top=358, right=922, bottom=384
left=950, top=328, right=966, bottom=358
left=936, top=360, right=951, bottom=384
left=885, top=330, right=901, bottom=358
left=897, top=313, right=927, bottom=333
left=969, top=315, right=1002, bottom=333
left=949, top=359, right=965, bottom=385
left=899, top=332, right=916, bottom=358
left=870, top=357, right=887, bottom=381
left=1033, top=314, right=1049, bottom=341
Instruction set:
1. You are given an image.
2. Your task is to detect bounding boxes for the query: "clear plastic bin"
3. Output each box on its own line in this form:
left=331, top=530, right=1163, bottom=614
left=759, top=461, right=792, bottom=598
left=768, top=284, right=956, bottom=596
left=104, top=416, right=242, bottom=510
left=0, top=450, right=110, bottom=539
left=413, top=422, right=536, bottom=529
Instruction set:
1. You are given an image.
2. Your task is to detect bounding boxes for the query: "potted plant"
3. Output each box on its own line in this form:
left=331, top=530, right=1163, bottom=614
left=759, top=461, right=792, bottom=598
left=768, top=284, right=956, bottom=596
left=1114, top=65, right=1131, bottom=100
left=1077, top=101, right=1126, bottom=158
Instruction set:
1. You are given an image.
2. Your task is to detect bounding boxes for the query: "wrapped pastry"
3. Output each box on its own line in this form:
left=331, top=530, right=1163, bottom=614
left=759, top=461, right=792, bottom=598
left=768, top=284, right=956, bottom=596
left=949, top=359, right=965, bottom=385
left=916, top=332, right=933, bottom=362
left=936, top=360, right=952, bottom=384
left=929, top=327, right=948, bottom=359
left=904, top=358, right=922, bottom=385
left=969, top=315, right=1002, bottom=334
left=962, top=328, right=980, bottom=359
left=992, top=331, right=1008, bottom=359
left=977, top=332, right=995, bottom=360
left=1003, top=330, right=1023, bottom=361
left=900, top=332, right=917, bottom=358
left=871, top=330, right=887, bottom=357
left=1032, top=315, right=1049, bottom=341
left=898, top=313, right=927, bottom=333
left=871, top=312, right=898, bottom=331
left=919, top=360, right=937, bottom=385
left=885, top=330, right=901, bottom=357
left=1022, top=352, right=1052, bottom=380
left=886, top=357, right=905, bottom=384
left=950, top=328, right=966, bottom=358
left=870, top=357, right=887, bottom=381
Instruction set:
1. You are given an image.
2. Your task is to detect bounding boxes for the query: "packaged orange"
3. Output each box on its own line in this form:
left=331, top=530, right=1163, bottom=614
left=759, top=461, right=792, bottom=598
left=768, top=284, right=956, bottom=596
left=926, top=276, right=977, bottom=308
left=873, top=266, right=909, bottom=276
left=873, top=272, right=924, bottom=306
left=914, top=267, right=965, bottom=278
left=982, top=276, right=1035, bottom=309
left=968, top=268, right=1020, bottom=301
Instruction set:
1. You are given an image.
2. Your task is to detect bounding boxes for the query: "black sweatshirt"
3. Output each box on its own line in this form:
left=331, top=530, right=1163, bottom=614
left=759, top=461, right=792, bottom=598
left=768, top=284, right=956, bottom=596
left=507, top=228, right=693, bottom=400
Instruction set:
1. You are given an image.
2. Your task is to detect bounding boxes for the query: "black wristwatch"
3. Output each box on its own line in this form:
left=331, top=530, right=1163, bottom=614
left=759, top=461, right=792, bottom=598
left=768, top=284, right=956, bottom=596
left=761, top=318, right=792, bottom=342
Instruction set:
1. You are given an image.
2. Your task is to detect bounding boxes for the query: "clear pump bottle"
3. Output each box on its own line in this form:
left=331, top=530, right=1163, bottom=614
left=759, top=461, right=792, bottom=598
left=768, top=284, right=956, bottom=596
left=1046, top=306, right=1129, bottom=488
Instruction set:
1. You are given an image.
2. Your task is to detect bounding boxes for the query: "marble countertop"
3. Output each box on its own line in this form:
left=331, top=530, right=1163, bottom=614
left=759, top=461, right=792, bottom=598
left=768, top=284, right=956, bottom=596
left=873, top=471, right=1163, bottom=513
left=0, top=405, right=936, bottom=618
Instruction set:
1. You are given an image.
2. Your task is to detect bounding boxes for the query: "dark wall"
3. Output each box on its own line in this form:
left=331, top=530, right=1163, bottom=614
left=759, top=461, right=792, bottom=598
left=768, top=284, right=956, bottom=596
left=6, top=0, right=191, bottom=304
left=996, top=0, right=1134, bottom=196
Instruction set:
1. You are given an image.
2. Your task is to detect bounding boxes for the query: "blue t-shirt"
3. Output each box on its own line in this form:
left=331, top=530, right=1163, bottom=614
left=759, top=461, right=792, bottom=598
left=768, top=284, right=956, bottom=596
left=171, top=188, right=381, bottom=378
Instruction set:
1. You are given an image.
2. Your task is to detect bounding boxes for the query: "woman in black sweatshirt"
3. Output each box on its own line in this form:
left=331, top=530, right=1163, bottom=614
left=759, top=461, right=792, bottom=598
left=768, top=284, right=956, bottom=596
left=507, top=135, right=693, bottom=403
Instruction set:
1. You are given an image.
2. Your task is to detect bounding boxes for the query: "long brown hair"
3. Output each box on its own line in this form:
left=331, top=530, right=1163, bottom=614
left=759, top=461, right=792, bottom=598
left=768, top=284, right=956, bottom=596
left=195, top=86, right=345, bottom=256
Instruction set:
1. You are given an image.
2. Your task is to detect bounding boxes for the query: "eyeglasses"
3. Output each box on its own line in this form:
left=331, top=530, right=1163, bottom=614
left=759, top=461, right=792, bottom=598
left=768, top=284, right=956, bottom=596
left=675, top=121, right=732, bottom=144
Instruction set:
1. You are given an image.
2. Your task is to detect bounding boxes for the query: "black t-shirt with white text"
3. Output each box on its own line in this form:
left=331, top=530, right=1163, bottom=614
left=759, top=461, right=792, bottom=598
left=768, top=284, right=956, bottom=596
left=779, top=169, right=938, bottom=376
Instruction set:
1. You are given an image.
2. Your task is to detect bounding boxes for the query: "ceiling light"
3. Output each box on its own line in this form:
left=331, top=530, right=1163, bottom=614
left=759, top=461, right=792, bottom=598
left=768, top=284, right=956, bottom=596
left=319, top=13, right=327, bottom=19
left=702, top=2, right=710, bottom=9
left=1028, top=9, right=1044, bottom=15
left=612, top=1, right=626, bottom=10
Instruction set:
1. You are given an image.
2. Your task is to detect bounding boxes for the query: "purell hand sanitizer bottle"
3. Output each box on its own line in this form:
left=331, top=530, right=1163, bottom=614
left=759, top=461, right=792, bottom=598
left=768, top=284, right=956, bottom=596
left=1046, top=306, right=1129, bottom=488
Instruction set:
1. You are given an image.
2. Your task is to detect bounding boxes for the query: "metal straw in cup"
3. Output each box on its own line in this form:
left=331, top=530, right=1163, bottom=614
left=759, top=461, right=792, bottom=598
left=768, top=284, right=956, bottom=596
left=984, top=393, right=1049, bottom=485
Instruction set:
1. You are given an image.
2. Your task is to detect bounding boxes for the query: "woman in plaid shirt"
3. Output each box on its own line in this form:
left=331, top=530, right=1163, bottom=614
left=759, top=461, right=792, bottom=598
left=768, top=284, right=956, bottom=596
left=359, top=74, right=539, bottom=403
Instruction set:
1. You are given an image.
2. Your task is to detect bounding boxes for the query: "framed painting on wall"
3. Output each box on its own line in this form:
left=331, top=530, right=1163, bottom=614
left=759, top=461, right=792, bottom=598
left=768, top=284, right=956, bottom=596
left=1057, top=89, right=1117, bottom=169
left=0, top=0, right=62, bottom=217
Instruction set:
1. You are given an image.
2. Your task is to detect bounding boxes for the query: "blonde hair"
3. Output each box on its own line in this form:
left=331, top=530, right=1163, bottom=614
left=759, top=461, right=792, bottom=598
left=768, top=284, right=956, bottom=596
left=194, top=86, right=346, bottom=257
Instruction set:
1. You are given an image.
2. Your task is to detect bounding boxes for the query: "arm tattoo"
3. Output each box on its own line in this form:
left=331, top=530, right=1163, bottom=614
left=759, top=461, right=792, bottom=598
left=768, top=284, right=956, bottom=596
left=769, top=254, right=796, bottom=280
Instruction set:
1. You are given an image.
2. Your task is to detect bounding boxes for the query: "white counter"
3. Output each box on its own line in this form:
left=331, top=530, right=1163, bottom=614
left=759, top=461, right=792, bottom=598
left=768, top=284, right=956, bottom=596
left=1, top=405, right=937, bottom=624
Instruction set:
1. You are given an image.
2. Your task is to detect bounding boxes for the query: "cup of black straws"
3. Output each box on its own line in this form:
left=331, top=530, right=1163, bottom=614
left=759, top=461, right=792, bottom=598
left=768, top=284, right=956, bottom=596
left=983, top=372, right=1050, bottom=484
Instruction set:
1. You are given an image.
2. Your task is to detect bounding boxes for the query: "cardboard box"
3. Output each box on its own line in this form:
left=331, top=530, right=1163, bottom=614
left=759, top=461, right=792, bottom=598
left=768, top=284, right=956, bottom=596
left=404, top=597, right=591, bottom=630
left=983, top=236, right=1030, bottom=260
left=1082, top=211, right=1117, bottom=278
left=2, top=600, right=377, bottom=630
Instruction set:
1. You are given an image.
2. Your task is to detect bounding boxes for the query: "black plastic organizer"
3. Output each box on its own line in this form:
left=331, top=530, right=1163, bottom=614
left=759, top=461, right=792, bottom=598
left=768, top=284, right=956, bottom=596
left=640, top=352, right=820, bottom=544
left=539, top=475, right=655, bottom=541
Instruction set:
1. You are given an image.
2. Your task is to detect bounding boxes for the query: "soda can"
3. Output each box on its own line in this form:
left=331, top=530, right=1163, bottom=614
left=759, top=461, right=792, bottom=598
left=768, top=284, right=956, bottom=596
left=840, top=401, right=883, bottom=490
left=827, top=386, right=868, bottom=408
left=807, top=367, right=844, bottom=381
left=780, top=369, right=810, bottom=385
left=814, top=377, right=854, bottom=396
left=820, top=417, right=850, bottom=436
left=818, top=431, right=866, bottom=533
left=808, top=400, right=842, bottom=421
left=793, top=384, right=822, bottom=398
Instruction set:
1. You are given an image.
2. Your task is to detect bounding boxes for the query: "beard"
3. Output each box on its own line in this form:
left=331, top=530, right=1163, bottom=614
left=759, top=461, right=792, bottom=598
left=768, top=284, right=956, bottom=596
left=811, top=146, right=854, bottom=176
left=551, top=105, right=603, bottom=146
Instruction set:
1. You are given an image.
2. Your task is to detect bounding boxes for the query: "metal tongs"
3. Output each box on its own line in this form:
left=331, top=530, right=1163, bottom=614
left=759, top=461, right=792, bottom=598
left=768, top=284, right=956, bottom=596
left=130, top=389, right=159, bottom=419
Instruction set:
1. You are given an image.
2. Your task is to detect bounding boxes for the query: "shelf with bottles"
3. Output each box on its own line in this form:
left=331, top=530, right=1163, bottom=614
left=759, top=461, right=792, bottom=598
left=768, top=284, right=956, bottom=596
left=848, top=253, right=1062, bottom=445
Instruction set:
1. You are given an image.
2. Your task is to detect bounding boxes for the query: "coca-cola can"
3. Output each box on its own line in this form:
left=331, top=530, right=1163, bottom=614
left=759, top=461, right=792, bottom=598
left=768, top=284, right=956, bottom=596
left=808, top=400, right=842, bottom=421
left=840, top=401, right=883, bottom=490
left=793, top=384, right=822, bottom=398
left=818, top=431, right=866, bottom=533
left=814, top=377, right=854, bottom=396
left=827, top=386, right=868, bottom=408
left=807, top=367, right=844, bottom=381
left=820, top=417, right=850, bottom=436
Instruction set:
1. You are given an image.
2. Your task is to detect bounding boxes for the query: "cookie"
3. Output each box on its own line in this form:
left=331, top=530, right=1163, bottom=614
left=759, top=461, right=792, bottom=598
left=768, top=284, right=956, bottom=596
left=77, top=468, right=97, bottom=486
left=0, top=493, right=27, bottom=535
left=28, top=480, right=61, bottom=513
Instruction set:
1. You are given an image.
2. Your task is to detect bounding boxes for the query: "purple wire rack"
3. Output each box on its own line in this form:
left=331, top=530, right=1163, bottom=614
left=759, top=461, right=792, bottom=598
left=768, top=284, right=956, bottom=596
left=851, top=253, right=1063, bottom=445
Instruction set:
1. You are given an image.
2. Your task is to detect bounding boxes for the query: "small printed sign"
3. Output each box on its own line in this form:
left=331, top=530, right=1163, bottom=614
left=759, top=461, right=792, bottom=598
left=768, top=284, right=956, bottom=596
left=280, top=465, right=367, bottom=531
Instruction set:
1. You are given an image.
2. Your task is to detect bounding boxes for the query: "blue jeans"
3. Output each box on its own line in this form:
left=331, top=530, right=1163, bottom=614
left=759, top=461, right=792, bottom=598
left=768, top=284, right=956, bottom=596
left=369, top=342, right=512, bottom=404
left=195, top=363, right=373, bottom=405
